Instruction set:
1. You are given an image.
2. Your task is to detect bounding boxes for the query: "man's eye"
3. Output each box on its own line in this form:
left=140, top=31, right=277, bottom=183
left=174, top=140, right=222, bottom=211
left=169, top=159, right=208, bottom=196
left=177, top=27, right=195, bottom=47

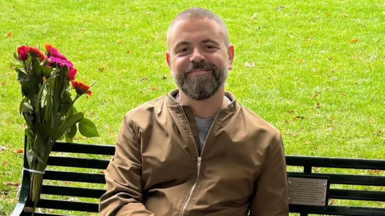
left=206, top=45, right=215, bottom=50
left=179, top=48, right=189, bottom=53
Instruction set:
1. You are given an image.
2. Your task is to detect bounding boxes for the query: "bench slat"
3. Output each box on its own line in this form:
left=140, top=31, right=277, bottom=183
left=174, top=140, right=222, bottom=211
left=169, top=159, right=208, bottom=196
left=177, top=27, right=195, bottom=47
left=49, top=143, right=385, bottom=170
left=289, top=205, right=385, bottom=216
left=288, top=172, right=385, bottom=186
left=21, top=213, right=66, bottom=216
left=287, top=156, right=385, bottom=170
left=47, top=157, right=109, bottom=169
left=44, top=170, right=105, bottom=184
left=51, top=142, right=114, bottom=155
left=41, top=185, right=105, bottom=199
left=30, top=199, right=98, bottom=213
left=40, top=185, right=385, bottom=203
left=330, top=189, right=385, bottom=202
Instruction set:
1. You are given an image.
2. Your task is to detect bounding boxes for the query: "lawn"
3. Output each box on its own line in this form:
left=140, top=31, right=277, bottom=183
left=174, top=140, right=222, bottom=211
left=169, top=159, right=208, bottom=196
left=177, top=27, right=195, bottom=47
left=0, top=0, right=384, bottom=215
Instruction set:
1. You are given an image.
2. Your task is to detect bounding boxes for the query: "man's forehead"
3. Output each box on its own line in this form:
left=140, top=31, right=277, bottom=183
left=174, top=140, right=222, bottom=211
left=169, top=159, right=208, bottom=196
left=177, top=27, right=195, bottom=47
left=167, top=18, right=225, bottom=45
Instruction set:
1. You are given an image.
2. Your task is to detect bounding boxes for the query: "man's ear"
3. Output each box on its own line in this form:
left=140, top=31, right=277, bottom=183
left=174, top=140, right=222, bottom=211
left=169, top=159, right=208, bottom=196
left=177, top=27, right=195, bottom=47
left=227, top=45, right=234, bottom=70
left=166, top=51, right=171, bottom=70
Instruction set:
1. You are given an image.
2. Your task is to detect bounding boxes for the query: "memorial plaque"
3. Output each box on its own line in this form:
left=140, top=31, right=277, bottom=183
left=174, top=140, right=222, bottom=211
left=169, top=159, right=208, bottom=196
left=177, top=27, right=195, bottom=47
left=288, top=177, right=328, bottom=206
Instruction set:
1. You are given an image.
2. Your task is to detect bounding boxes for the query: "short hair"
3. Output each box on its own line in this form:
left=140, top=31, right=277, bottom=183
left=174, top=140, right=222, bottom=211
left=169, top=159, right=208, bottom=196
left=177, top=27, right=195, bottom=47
left=167, top=7, right=230, bottom=47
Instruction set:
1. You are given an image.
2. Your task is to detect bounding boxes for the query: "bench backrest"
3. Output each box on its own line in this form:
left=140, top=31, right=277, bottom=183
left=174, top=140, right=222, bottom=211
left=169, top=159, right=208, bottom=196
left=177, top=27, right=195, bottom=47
left=17, top=142, right=385, bottom=216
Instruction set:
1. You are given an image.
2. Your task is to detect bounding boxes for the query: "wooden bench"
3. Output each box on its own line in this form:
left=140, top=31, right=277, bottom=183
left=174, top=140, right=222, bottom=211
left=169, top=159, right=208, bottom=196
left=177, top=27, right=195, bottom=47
left=10, top=139, right=385, bottom=216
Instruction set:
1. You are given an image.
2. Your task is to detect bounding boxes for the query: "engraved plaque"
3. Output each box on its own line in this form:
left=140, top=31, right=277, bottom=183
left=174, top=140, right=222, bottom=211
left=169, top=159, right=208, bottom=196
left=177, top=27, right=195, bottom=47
left=288, top=177, right=328, bottom=206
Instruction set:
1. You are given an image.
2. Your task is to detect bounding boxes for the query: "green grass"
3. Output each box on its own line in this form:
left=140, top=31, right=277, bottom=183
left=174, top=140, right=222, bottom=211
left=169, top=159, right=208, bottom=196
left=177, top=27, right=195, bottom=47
left=0, top=0, right=384, bottom=215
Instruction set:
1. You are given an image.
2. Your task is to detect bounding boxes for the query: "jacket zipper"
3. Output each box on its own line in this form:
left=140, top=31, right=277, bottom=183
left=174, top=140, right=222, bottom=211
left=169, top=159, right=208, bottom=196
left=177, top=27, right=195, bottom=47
left=178, top=106, right=222, bottom=216
left=180, top=157, right=201, bottom=216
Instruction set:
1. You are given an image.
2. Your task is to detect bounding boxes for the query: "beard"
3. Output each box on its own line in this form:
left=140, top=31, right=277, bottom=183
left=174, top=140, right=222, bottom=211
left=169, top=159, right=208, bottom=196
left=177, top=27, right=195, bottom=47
left=172, top=61, right=228, bottom=101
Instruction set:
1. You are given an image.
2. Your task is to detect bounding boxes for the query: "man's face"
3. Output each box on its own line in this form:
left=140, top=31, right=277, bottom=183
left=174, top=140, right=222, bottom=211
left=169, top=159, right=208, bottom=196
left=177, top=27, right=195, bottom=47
left=166, top=18, right=234, bottom=100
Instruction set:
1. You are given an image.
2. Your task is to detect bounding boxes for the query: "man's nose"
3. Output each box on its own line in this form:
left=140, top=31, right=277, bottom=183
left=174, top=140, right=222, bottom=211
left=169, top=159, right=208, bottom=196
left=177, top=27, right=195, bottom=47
left=189, top=48, right=205, bottom=62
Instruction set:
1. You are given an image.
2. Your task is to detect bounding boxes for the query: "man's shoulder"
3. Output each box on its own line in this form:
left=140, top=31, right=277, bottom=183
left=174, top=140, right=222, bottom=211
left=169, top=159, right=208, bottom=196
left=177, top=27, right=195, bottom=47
left=237, top=105, right=281, bottom=138
left=123, top=94, right=167, bottom=122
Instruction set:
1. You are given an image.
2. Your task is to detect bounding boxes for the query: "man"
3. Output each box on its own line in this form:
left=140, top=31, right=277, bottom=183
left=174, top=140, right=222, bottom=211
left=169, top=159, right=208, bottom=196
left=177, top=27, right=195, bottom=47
left=99, top=7, right=289, bottom=216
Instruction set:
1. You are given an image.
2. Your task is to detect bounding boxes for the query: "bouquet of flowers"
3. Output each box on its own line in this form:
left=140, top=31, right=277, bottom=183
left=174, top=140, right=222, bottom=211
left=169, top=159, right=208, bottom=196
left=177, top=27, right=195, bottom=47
left=11, top=44, right=99, bottom=214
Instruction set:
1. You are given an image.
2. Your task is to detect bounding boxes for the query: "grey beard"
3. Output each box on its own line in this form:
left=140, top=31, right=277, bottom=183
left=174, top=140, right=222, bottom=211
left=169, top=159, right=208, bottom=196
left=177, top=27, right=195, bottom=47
left=173, top=67, right=228, bottom=101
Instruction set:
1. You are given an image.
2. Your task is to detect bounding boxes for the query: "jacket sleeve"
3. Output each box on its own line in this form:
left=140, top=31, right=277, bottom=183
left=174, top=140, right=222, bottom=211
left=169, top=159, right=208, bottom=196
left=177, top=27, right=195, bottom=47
left=249, top=134, right=289, bottom=216
left=99, top=116, right=154, bottom=216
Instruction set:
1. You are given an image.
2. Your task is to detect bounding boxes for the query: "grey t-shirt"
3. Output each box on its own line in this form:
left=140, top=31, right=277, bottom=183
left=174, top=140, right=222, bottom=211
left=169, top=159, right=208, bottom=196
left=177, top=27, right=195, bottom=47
left=174, top=94, right=231, bottom=152
left=194, top=116, right=214, bottom=152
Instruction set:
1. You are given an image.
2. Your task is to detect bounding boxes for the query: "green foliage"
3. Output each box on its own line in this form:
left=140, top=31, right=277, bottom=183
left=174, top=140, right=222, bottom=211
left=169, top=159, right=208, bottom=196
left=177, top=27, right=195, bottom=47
left=79, top=118, right=99, bottom=138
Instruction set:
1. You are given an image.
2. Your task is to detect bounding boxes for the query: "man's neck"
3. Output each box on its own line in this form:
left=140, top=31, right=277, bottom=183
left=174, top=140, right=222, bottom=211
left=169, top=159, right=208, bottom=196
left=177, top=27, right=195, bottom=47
left=177, top=88, right=226, bottom=119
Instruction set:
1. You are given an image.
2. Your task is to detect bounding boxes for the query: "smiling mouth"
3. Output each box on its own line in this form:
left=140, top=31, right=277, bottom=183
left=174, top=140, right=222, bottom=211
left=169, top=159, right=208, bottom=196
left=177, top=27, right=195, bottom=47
left=189, top=69, right=212, bottom=74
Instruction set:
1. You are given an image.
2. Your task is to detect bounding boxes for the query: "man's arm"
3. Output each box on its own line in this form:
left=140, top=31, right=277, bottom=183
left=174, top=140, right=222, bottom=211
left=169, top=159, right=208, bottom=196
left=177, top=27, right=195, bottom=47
left=249, top=135, right=289, bottom=216
left=99, top=116, right=154, bottom=216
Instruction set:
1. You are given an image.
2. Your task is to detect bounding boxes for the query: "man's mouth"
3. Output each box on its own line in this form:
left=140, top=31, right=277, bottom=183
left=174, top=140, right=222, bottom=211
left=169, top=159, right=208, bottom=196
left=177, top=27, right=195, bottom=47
left=188, top=69, right=212, bottom=74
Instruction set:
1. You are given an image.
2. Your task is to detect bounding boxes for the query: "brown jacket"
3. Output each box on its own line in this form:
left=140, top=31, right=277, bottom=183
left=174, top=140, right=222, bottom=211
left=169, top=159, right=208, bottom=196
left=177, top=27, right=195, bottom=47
left=99, top=89, right=289, bottom=216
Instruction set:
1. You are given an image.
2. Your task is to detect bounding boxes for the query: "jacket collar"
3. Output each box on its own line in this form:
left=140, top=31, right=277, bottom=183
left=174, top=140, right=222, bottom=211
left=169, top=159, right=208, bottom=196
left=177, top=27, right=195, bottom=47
left=166, top=89, right=239, bottom=114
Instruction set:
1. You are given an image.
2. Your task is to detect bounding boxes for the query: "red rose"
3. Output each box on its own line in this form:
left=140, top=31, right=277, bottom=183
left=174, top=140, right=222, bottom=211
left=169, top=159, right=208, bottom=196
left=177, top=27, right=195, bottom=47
left=17, top=46, right=28, bottom=61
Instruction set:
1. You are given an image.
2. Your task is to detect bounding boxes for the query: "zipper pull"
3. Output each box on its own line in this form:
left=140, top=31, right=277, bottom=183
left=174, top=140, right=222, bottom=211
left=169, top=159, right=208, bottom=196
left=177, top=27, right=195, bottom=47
left=197, top=157, right=202, bottom=170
